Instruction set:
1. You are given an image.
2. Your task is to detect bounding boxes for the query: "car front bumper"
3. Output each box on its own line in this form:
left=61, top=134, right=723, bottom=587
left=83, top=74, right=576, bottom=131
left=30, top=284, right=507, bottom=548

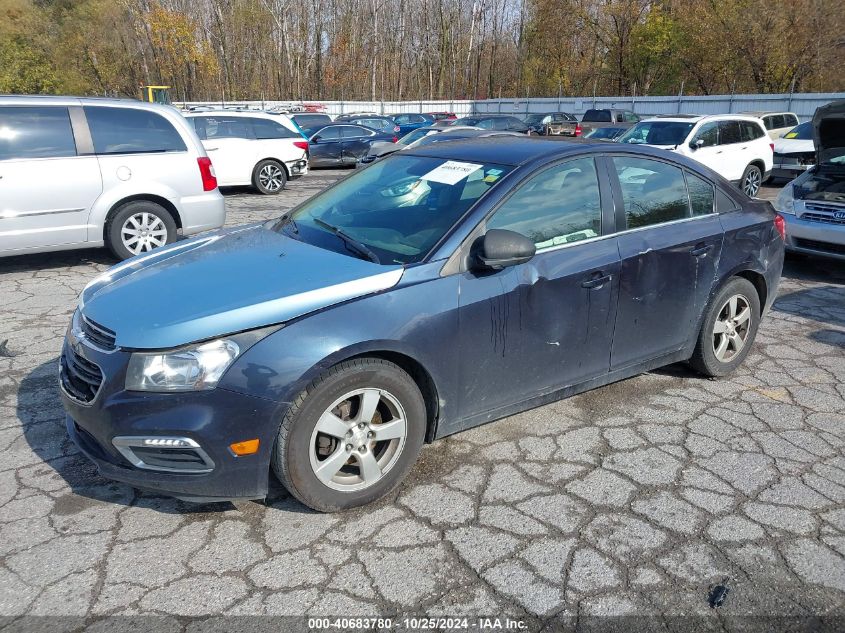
left=60, top=333, right=288, bottom=502
left=782, top=211, right=845, bottom=260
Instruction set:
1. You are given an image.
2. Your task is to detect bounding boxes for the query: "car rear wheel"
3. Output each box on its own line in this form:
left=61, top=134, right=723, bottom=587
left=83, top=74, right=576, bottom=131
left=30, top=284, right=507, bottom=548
left=253, top=159, right=287, bottom=194
left=689, top=277, right=760, bottom=377
left=271, top=358, right=426, bottom=512
left=106, top=200, right=177, bottom=260
left=741, top=164, right=763, bottom=197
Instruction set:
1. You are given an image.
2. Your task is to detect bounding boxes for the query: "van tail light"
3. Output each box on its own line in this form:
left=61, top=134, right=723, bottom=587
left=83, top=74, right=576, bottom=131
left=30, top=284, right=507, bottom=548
left=197, top=157, right=217, bottom=191
left=769, top=142, right=775, bottom=152
left=574, top=123, right=582, bottom=137
left=774, top=213, right=786, bottom=240
left=293, top=140, right=309, bottom=152
left=392, top=136, right=398, bottom=143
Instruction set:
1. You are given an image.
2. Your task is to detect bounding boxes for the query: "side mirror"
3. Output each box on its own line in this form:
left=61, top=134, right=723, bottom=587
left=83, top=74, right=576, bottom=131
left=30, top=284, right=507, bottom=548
left=310, top=135, right=321, bottom=143
left=473, top=229, right=536, bottom=271
left=690, top=138, right=704, bottom=151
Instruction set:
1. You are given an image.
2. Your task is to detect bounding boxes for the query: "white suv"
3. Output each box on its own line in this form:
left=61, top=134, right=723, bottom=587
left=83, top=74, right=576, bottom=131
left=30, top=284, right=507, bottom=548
left=184, top=111, right=308, bottom=194
left=618, top=114, right=773, bottom=196
left=0, top=96, right=225, bottom=260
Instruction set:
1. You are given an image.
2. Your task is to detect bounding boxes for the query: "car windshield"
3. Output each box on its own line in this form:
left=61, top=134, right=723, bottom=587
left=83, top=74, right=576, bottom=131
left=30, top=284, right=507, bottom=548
left=277, top=155, right=512, bottom=264
left=398, top=128, right=437, bottom=145
left=452, top=117, right=480, bottom=126
left=619, top=121, right=695, bottom=146
left=782, top=121, right=812, bottom=140
left=587, top=127, right=622, bottom=139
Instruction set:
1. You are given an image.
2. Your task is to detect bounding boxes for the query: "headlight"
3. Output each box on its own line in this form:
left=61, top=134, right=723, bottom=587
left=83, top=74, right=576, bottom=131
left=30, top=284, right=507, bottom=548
left=126, top=339, right=240, bottom=392
left=774, top=182, right=795, bottom=215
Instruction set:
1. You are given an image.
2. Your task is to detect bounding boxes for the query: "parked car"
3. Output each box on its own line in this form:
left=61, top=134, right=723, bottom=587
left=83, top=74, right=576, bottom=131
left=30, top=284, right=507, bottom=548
left=579, top=108, right=641, bottom=136
left=450, top=114, right=529, bottom=133
left=62, top=137, right=784, bottom=511
left=522, top=112, right=579, bottom=136
left=770, top=122, right=815, bottom=182
left=391, top=113, right=436, bottom=135
left=357, top=126, right=516, bottom=167
left=618, top=114, right=773, bottom=197
left=583, top=126, right=627, bottom=141
left=774, top=100, right=845, bottom=260
left=332, top=114, right=400, bottom=135
left=740, top=111, right=800, bottom=140
left=0, top=96, right=224, bottom=260
left=290, top=113, right=333, bottom=136
left=185, top=111, right=308, bottom=195
left=426, top=112, right=457, bottom=122
left=307, top=123, right=397, bottom=167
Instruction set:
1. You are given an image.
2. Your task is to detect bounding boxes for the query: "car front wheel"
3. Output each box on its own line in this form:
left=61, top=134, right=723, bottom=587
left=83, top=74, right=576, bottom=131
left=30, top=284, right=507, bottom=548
left=272, top=358, right=426, bottom=512
left=253, top=159, right=287, bottom=194
left=689, top=277, right=761, bottom=377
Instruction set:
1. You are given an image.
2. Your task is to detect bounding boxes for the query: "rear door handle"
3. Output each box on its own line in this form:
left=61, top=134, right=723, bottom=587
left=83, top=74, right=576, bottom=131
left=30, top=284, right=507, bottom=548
left=581, top=272, right=612, bottom=289
left=206, top=147, right=218, bottom=151
left=690, top=243, right=713, bottom=257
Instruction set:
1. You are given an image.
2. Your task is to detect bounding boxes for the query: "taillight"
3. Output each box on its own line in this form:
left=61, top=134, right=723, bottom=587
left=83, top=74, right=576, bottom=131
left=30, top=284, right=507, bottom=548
left=197, top=157, right=217, bottom=191
left=575, top=123, right=582, bottom=137
left=392, top=136, right=398, bottom=143
left=293, top=140, right=309, bottom=152
left=774, top=213, right=786, bottom=240
left=769, top=143, right=774, bottom=152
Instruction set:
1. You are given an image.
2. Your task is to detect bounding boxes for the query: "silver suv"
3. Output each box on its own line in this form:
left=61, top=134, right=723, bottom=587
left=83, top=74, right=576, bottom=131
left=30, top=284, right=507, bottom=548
left=0, top=96, right=225, bottom=260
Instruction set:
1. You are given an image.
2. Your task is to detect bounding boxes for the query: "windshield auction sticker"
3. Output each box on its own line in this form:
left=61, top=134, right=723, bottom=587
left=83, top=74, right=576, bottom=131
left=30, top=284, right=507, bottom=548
left=422, top=160, right=483, bottom=185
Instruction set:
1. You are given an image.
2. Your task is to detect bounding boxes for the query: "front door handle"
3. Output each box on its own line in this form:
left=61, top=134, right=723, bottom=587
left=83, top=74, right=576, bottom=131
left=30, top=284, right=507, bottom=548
left=206, top=147, right=219, bottom=151
left=690, top=243, right=713, bottom=257
left=581, top=272, right=612, bottom=289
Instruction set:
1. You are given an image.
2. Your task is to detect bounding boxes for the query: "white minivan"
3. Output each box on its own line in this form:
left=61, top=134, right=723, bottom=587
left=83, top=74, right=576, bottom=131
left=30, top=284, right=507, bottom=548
left=184, top=111, right=308, bottom=194
left=0, top=96, right=225, bottom=260
left=617, top=114, right=773, bottom=197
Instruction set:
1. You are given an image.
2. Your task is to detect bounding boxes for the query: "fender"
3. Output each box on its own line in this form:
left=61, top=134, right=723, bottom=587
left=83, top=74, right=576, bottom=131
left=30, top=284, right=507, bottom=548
left=86, top=179, right=186, bottom=243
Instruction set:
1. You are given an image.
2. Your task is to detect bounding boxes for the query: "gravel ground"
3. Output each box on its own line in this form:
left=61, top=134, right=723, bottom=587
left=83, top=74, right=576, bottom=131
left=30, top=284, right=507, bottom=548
left=1, top=172, right=843, bottom=630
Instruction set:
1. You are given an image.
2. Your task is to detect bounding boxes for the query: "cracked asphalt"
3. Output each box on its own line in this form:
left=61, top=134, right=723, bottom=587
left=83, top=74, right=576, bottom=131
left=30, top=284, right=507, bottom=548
left=1, top=171, right=844, bottom=630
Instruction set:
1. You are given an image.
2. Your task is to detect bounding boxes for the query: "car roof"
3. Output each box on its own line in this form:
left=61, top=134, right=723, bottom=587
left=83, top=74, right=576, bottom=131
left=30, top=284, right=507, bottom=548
left=183, top=109, right=286, bottom=120
left=0, top=95, right=177, bottom=112
left=403, top=136, right=602, bottom=165
left=740, top=110, right=796, bottom=117
left=639, top=113, right=765, bottom=124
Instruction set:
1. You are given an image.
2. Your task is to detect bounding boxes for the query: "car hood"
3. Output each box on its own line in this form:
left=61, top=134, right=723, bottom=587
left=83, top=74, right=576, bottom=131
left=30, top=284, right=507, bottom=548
left=773, top=137, right=814, bottom=154
left=813, top=100, right=845, bottom=164
left=79, top=224, right=404, bottom=350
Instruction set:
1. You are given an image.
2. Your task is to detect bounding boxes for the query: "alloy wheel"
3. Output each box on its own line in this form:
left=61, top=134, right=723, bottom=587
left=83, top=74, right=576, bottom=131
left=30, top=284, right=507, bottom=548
left=120, top=212, right=168, bottom=255
left=712, top=294, right=752, bottom=362
left=743, top=168, right=761, bottom=197
left=309, top=388, right=407, bottom=492
left=258, top=164, right=285, bottom=192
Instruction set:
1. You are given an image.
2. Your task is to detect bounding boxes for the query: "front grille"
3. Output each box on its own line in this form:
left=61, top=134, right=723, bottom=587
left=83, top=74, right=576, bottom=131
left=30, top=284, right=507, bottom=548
left=801, top=212, right=845, bottom=226
left=794, top=238, right=845, bottom=256
left=60, top=346, right=104, bottom=403
left=81, top=315, right=117, bottom=351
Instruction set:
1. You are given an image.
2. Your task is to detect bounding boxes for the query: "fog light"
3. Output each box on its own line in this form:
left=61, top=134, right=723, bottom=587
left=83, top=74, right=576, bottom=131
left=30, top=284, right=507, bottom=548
left=229, top=439, right=260, bottom=456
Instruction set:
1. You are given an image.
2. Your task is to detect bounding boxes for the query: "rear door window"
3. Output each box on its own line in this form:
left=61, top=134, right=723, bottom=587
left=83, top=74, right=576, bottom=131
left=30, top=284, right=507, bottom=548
left=488, top=157, right=602, bottom=248
left=194, top=116, right=253, bottom=140
left=341, top=125, right=373, bottom=139
left=251, top=117, right=298, bottom=139
left=611, top=156, right=691, bottom=228
left=85, top=107, right=186, bottom=154
left=0, top=106, right=77, bottom=160
left=686, top=172, right=715, bottom=216
left=740, top=121, right=765, bottom=142
left=718, top=121, right=742, bottom=145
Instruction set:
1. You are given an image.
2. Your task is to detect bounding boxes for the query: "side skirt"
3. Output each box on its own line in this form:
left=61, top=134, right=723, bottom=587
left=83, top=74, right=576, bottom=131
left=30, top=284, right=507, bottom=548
left=437, top=349, right=691, bottom=439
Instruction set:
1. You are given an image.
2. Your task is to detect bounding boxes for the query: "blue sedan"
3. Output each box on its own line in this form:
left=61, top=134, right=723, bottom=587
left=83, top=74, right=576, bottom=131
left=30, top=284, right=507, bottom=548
left=61, top=138, right=784, bottom=511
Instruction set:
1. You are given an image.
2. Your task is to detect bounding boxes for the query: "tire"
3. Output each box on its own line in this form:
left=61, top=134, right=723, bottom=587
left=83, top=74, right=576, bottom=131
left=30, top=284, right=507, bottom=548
left=252, top=159, right=287, bottom=194
left=272, top=358, right=426, bottom=512
left=106, top=200, right=177, bottom=260
left=689, top=277, right=761, bottom=377
left=740, top=163, right=763, bottom=197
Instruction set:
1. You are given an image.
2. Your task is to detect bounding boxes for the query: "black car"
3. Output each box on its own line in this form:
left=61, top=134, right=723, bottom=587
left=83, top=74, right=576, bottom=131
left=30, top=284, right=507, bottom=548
left=333, top=114, right=400, bottom=135
left=451, top=114, right=529, bottom=133
left=307, top=123, right=397, bottom=167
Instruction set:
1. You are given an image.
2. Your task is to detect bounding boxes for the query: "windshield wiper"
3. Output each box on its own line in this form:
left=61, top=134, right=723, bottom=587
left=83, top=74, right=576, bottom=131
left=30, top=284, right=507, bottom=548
left=312, top=217, right=380, bottom=264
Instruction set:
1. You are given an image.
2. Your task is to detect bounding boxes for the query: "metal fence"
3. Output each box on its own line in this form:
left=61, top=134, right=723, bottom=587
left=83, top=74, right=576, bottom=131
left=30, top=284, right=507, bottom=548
left=180, top=92, right=844, bottom=121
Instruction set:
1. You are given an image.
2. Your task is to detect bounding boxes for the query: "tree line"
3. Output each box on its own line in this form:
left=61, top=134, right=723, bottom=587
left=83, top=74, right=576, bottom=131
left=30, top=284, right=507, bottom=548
left=1, top=0, right=843, bottom=102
